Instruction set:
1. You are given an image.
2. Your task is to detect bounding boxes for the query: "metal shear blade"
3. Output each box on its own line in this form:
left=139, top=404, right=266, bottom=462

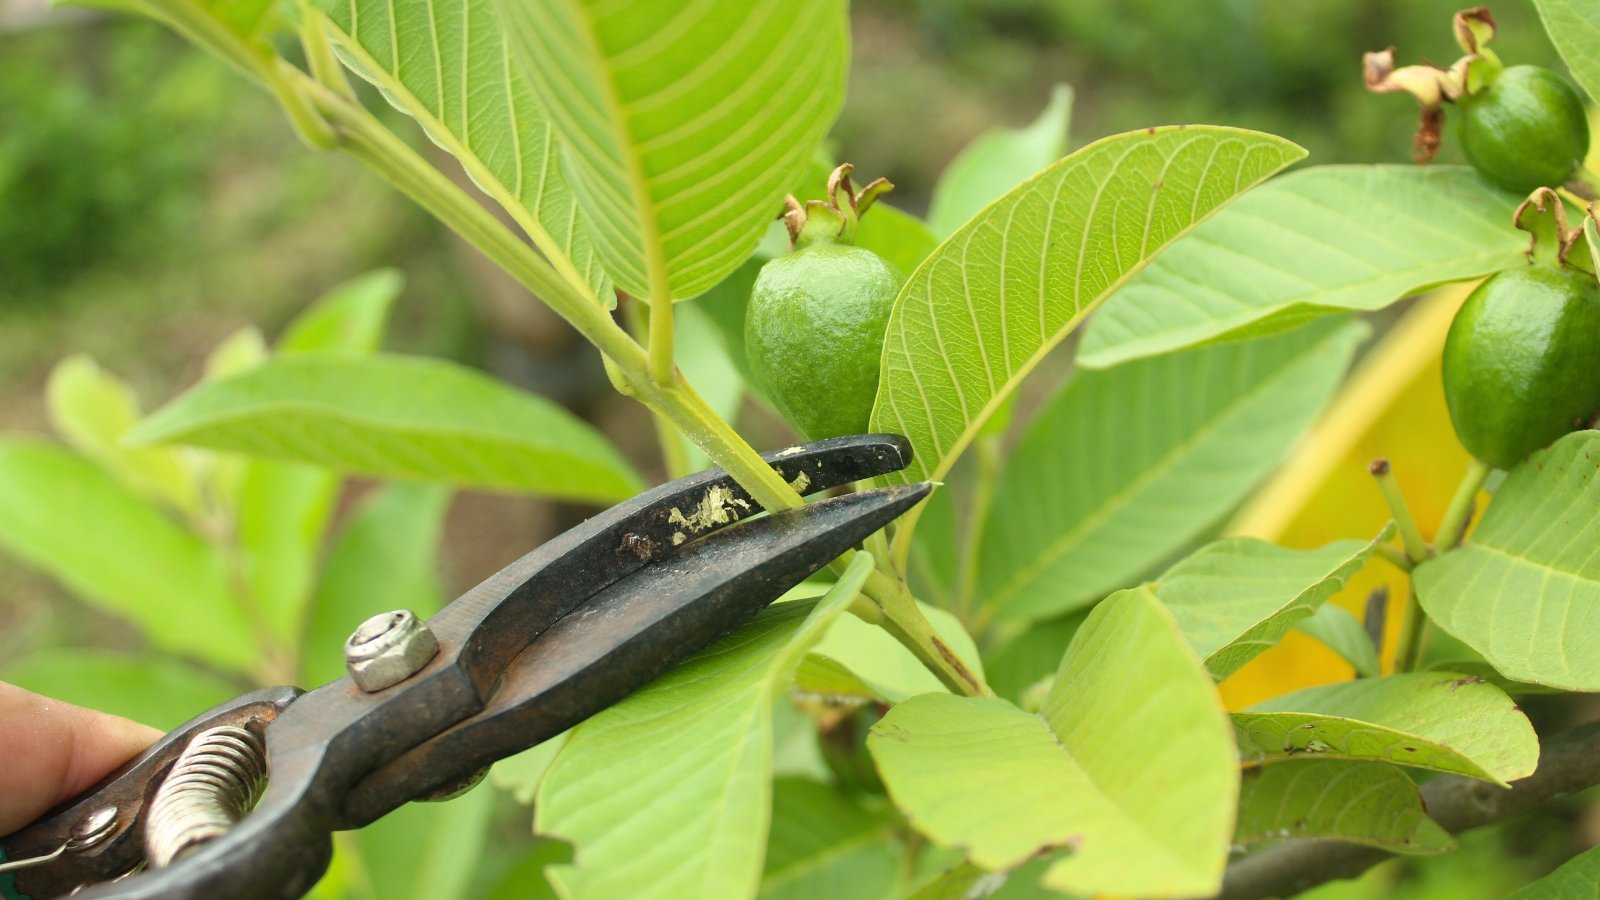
left=6, top=434, right=927, bottom=900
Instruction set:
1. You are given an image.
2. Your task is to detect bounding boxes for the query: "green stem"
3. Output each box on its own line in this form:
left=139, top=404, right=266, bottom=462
left=648, top=289, right=676, bottom=386
left=624, top=298, right=692, bottom=479
left=1435, top=459, right=1491, bottom=553
left=1370, top=458, right=1430, bottom=564
left=296, top=72, right=985, bottom=696
left=1394, top=585, right=1429, bottom=674
left=1373, top=542, right=1414, bottom=573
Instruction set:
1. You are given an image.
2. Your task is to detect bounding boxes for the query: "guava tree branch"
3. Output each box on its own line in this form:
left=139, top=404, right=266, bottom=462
left=1216, top=719, right=1600, bottom=900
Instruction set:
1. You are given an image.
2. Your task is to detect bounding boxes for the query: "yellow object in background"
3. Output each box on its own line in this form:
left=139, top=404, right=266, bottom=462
left=1219, top=285, right=1480, bottom=709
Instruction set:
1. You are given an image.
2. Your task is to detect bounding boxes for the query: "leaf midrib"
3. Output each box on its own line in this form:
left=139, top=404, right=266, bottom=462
left=318, top=9, right=597, bottom=301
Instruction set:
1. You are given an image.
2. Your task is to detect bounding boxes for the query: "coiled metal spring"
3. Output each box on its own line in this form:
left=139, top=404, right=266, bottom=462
left=144, top=725, right=267, bottom=868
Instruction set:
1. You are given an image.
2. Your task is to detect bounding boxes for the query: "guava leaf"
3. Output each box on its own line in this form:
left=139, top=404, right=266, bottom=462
left=497, top=0, right=849, bottom=301
left=312, top=2, right=611, bottom=302
left=1157, top=527, right=1391, bottom=680
left=1235, top=760, right=1454, bottom=854
left=352, top=780, right=497, bottom=900
left=1, top=650, right=239, bottom=731
left=672, top=303, right=744, bottom=473
left=278, top=269, right=404, bottom=356
left=979, top=320, right=1366, bottom=623
left=237, top=273, right=402, bottom=650
left=128, top=354, right=642, bottom=502
left=871, top=127, right=1303, bottom=494
left=1298, top=602, right=1381, bottom=679
left=870, top=588, right=1236, bottom=898
left=758, top=778, right=902, bottom=900
left=300, top=482, right=451, bottom=687
left=45, top=355, right=200, bottom=516
left=1233, top=672, right=1539, bottom=785
left=927, top=84, right=1073, bottom=238
left=537, top=557, right=871, bottom=900
left=1535, top=0, right=1600, bottom=107
left=1416, top=431, right=1600, bottom=691
left=1078, top=166, right=1525, bottom=369
left=1508, top=843, right=1600, bottom=898
left=802, top=602, right=984, bottom=703
left=0, top=439, right=255, bottom=672
left=858, top=205, right=941, bottom=282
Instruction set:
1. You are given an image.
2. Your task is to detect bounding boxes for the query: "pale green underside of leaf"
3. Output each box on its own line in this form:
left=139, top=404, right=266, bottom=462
left=0, top=438, right=255, bottom=671
left=315, top=0, right=611, bottom=303
left=870, top=588, right=1236, bottom=898
left=128, top=354, right=642, bottom=502
left=979, top=320, right=1366, bottom=623
left=278, top=268, right=403, bottom=356
left=926, top=83, right=1074, bottom=239
left=804, top=602, right=985, bottom=703
left=1235, top=672, right=1539, bottom=786
left=1416, top=432, right=1600, bottom=691
left=1536, top=0, right=1600, bottom=107
left=1508, top=842, right=1600, bottom=898
left=498, top=0, right=849, bottom=300
left=539, top=564, right=864, bottom=900
left=758, top=778, right=902, bottom=900
left=1078, top=165, right=1525, bottom=369
left=1235, top=760, right=1454, bottom=855
left=1158, top=526, right=1391, bottom=680
left=871, top=126, right=1305, bottom=486
left=1298, top=602, right=1381, bottom=679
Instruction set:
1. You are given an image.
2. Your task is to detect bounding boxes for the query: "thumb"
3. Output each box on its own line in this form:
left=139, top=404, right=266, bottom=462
left=0, top=681, right=162, bottom=836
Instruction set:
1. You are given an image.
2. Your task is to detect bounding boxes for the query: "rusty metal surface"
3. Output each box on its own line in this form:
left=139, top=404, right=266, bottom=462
left=13, top=435, right=921, bottom=899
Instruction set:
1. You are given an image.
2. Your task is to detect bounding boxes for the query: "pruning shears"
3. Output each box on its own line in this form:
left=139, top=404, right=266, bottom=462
left=0, top=434, right=928, bottom=900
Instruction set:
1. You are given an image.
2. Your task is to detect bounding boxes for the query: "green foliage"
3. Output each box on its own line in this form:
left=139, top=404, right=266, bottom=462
left=979, top=320, right=1366, bottom=623
left=496, top=0, right=849, bottom=301
left=1416, top=432, right=1600, bottom=690
left=1078, top=167, right=1527, bottom=369
left=1508, top=843, right=1600, bottom=897
left=2, top=650, right=239, bottom=731
left=925, top=84, right=1073, bottom=238
left=537, top=557, right=872, bottom=900
left=1235, top=761, right=1455, bottom=854
left=1298, top=602, right=1382, bottom=679
left=1537, top=0, right=1600, bottom=106
left=871, top=127, right=1304, bottom=491
left=1234, top=672, right=1539, bottom=785
left=870, top=589, right=1235, bottom=897
left=128, top=354, right=643, bottom=502
left=312, top=1, right=610, bottom=300
left=758, top=779, right=901, bottom=900
left=1157, top=526, right=1392, bottom=680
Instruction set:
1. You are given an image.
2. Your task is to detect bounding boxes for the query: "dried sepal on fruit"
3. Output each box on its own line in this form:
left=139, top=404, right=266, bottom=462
left=1365, top=7, right=1588, bottom=194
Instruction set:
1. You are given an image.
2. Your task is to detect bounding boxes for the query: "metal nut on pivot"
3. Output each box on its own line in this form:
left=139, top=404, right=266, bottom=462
left=344, top=610, right=439, bottom=692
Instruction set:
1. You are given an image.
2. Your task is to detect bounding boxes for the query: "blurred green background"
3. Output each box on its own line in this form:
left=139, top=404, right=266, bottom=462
left=0, top=1, right=1581, bottom=897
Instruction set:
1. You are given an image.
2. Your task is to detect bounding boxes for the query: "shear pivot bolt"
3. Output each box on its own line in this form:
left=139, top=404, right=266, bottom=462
left=345, top=610, right=439, bottom=693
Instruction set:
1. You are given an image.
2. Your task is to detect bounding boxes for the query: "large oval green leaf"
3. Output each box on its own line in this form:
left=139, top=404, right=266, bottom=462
left=1235, top=760, right=1454, bottom=855
left=1415, top=431, right=1600, bottom=691
left=870, top=127, right=1303, bottom=495
left=1078, top=166, right=1526, bottom=369
left=869, top=587, right=1237, bottom=898
left=537, top=559, right=870, bottom=900
left=0, top=439, right=254, bottom=671
left=1158, top=527, right=1391, bottom=681
left=1234, top=672, right=1539, bottom=786
left=978, top=320, right=1365, bottom=623
left=312, top=2, right=611, bottom=300
left=1535, top=0, right=1600, bottom=107
left=497, top=0, right=848, bottom=301
left=127, top=354, right=643, bottom=503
